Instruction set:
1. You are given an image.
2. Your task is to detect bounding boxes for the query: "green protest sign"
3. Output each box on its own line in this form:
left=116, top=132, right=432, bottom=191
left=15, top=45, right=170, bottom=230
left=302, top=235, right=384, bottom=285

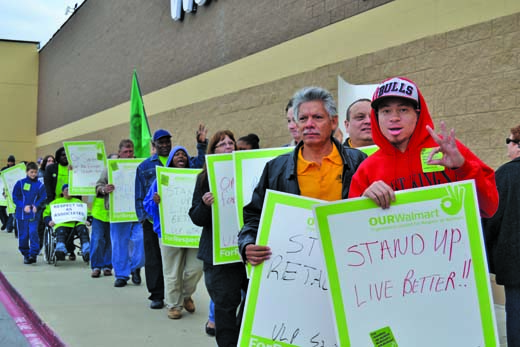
left=239, top=190, right=338, bottom=347
left=107, top=159, right=142, bottom=222
left=206, top=153, right=240, bottom=264
left=157, top=166, right=202, bottom=247
left=1, top=163, right=27, bottom=213
left=233, top=147, right=293, bottom=228
left=64, top=141, right=107, bottom=195
left=315, top=180, right=498, bottom=347
left=357, top=144, right=379, bottom=156
left=0, top=173, right=7, bottom=207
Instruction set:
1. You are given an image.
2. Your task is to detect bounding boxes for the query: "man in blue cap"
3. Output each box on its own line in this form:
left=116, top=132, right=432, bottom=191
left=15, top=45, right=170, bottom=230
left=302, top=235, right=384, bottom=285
left=135, top=124, right=207, bottom=309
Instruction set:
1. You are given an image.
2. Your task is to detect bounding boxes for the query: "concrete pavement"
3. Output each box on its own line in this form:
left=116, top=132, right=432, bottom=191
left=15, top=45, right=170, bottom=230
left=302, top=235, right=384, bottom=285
left=0, top=231, right=215, bottom=346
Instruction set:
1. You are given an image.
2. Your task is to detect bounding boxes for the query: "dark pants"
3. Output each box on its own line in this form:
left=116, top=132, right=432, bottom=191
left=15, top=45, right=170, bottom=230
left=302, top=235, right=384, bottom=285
left=6, top=214, right=14, bottom=232
left=505, top=285, right=520, bottom=347
left=56, top=225, right=90, bottom=253
left=204, top=261, right=248, bottom=347
left=142, top=219, right=164, bottom=301
left=0, top=206, right=8, bottom=227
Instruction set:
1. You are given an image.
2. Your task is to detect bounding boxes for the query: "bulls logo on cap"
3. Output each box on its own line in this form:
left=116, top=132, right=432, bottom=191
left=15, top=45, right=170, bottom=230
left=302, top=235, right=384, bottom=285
left=371, top=77, right=420, bottom=110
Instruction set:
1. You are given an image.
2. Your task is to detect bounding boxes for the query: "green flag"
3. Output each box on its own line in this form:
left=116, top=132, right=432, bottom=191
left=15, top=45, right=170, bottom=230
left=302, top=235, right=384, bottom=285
left=130, top=70, right=151, bottom=158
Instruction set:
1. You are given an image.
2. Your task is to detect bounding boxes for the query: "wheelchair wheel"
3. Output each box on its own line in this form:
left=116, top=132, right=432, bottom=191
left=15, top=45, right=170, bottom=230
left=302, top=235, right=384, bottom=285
left=42, top=226, right=56, bottom=265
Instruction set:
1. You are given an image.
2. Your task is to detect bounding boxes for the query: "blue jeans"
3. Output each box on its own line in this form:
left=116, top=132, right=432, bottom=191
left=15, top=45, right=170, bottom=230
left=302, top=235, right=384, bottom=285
left=505, top=285, right=520, bottom=347
left=90, top=218, right=112, bottom=270
left=17, top=218, right=39, bottom=258
left=209, top=299, right=215, bottom=323
left=110, top=222, right=144, bottom=280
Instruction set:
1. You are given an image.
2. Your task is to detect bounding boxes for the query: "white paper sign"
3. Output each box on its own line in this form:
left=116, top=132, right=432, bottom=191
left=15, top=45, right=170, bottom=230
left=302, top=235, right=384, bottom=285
left=239, top=191, right=338, bottom=347
left=108, top=159, right=141, bottom=222
left=50, top=203, right=88, bottom=224
left=64, top=141, right=107, bottom=196
left=1, top=163, right=27, bottom=213
left=206, top=153, right=240, bottom=264
left=157, top=167, right=202, bottom=247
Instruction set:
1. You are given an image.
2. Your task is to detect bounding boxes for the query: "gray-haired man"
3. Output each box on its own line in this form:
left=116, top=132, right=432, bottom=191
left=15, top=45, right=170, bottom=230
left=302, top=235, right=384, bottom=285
left=238, top=86, right=367, bottom=265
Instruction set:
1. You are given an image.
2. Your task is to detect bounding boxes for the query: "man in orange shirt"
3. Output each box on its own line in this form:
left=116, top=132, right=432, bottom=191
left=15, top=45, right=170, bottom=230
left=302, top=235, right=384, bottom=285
left=238, top=86, right=367, bottom=265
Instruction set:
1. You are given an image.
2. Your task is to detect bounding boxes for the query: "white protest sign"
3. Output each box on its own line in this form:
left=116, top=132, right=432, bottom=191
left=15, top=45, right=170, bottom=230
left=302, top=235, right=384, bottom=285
left=50, top=203, right=88, bottom=224
left=206, top=153, right=240, bottom=264
left=157, top=166, right=202, bottom=247
left=108, top=159, right=142, bottom=222
left=233, top=147, right=293, bottom=228
left=0, top=173, right=8, bottom=206
left=337, top=76, right=377, bottom=137
left=1, top=163, right=27, bottom=213
left=315, top=181, right=499, bottom=347
left=239, top=190, right=338, bottom=347
left=64, top=141, right=107, bottom=196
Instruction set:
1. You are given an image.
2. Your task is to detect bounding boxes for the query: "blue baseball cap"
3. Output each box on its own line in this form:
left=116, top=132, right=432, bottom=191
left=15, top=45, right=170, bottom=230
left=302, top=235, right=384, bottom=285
left=153, top=129, right=172, bottom=142
left=61, top=184, right=69, bottom=192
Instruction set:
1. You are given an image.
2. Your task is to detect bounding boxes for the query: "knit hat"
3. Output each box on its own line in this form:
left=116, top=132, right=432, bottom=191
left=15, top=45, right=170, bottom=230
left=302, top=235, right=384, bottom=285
left=7, top=155, right=15, bottom=163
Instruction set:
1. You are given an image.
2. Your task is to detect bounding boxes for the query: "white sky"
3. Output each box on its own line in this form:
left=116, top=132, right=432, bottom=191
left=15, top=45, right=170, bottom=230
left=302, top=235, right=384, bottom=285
left=0, top=0, right=85, bottom=47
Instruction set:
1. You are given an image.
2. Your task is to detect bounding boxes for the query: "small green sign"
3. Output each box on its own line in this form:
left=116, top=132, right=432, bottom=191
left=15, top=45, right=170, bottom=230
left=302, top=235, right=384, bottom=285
left=23, top=183, right=31, bottom=191
left=370, top=327, right=398, bottom=347
left=421, top=147, right=444, bottom=173
left=161, top=175, right=169, bottom=186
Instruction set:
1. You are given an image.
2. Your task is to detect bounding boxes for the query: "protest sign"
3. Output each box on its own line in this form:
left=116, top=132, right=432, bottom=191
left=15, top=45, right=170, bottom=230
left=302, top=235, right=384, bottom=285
left=233, top=147, right=293, bottom=228
left=239, top=190, right=338, bottom=347
left=315, top=181, right=498, bottom=347
left=50, top=202, right=87, bottom=224
left=206, top=153, right=240, bottom=264
left=107, top=159, right=142, bottom=222
left=357, top=144, right=379, bottom=156
left=1, top=163, right=27, bottom=213
left=0, top=173, right=7, bottom=207
left=64, top=141, right=107, bottom=195
left=157, top=166, right=202, bottom=247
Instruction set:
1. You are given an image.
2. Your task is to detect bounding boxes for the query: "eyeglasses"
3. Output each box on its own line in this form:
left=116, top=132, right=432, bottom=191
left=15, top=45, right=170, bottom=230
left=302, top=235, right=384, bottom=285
left=506, top=138, right=520, bottom=145
left=215, top=141, right=235, bottom=148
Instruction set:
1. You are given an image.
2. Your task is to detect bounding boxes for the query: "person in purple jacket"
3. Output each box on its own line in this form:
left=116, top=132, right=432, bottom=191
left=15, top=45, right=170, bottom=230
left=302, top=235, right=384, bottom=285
left=12, top=162, right=47, bottom=264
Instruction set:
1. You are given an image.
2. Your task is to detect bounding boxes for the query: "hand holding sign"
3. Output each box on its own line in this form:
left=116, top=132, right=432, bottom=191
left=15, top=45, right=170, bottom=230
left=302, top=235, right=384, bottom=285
left=244, top=244, right=271, bottom=266
left=362, top=180, right=396, bottom=209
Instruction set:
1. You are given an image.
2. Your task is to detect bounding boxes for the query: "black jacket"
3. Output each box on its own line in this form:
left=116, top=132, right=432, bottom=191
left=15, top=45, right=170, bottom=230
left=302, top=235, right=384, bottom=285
left=43, top=163, right=62, bottom=204
left=189, top=174, right=214, bottom=264
left=238, top=138, right=367, bottom=259
left=482, top=156, right=520, bottom=286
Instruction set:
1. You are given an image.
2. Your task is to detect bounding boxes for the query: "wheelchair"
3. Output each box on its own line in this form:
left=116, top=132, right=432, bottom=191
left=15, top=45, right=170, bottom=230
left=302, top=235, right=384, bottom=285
left=42, top=225, right=89, bottom=266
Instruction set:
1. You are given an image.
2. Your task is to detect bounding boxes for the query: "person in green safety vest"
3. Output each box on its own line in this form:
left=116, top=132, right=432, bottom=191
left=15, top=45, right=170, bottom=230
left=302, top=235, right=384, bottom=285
left=43, top=184, right=91, bottom=262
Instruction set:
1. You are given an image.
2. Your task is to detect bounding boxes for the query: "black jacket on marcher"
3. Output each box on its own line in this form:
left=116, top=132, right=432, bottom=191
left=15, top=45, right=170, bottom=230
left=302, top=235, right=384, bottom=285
left=237, top=137, right=367, bottom=260
left=482, top=156, right=520, bottom=286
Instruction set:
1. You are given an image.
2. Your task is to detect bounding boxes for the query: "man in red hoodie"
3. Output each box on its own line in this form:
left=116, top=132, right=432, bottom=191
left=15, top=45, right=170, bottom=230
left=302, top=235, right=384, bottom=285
left=348, top=77, right=498, bottom=218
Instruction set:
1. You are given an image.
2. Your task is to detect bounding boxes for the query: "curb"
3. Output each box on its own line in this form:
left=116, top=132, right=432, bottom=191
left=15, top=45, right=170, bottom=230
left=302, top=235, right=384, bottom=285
left=0, top=270, right=66, bottom=347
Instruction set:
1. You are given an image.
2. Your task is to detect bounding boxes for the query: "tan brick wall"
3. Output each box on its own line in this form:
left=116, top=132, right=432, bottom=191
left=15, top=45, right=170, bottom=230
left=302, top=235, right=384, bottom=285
left=37, top=0, right=391, bottom=134
left=38, top=12, right=520, bottom=170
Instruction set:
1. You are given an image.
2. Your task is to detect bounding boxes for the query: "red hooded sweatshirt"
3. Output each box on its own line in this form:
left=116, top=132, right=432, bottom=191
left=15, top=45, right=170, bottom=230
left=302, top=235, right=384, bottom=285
left=348, top=77, right=498, bottom=218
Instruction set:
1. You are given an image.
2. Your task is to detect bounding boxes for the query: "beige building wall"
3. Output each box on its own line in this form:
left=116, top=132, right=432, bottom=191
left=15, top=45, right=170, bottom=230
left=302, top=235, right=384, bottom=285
left=0, top=40, right=39, bottom=164
left=37, top=0, right=520, bottom=171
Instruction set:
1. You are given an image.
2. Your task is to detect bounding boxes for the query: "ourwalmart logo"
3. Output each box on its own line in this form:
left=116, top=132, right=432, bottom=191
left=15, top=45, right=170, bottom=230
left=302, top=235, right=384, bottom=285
left=441, top=185, right=465, bottom=215
left=369, top=209, right=440, bottom=226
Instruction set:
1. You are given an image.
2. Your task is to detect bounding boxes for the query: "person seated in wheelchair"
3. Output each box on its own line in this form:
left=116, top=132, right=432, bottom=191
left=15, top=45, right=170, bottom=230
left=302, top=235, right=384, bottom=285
left=43, top=184, right=91, bottom=262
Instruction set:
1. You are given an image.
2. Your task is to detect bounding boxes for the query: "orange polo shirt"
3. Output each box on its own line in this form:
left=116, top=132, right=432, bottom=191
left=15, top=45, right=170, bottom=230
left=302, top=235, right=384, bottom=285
left=297, top=145, right=343, bottom=201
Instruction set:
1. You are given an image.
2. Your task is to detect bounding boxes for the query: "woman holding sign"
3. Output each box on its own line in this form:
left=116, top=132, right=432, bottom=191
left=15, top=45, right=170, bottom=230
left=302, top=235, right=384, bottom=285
left=189, top=130, right=248, bottom=347
left=144, top=146, right=203, bottom=320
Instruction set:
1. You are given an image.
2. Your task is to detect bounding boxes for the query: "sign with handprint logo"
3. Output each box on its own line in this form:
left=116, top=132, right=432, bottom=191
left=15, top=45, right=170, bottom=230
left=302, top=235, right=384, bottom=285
left=315, top=180, right=499, bottom=347
left=440, top=184, right=465, bottom=215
